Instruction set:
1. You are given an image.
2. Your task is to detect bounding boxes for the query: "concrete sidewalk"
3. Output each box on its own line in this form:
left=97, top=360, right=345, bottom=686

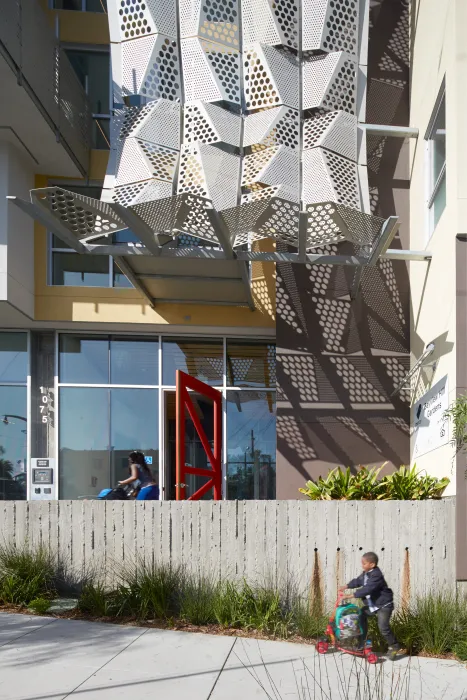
left=0, top=612, right=466, bottom=700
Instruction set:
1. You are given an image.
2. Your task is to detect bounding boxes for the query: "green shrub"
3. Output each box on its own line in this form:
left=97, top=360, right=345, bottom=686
left=0, top=544, right=55, bottom=605
left=113, top=559, right=181, bottom=620
left=212, top=580, right=291, bottom=637
left=28, top=598, right=51, bottom=614
left=453, top=639, right=467, bottom=661
left=299, top=465, right=449, bottom=501
left=392, top=593, right=467, bottom=656
left=292, top=602, right=327, bottom=639
left=180, top=576, right=217, bottom=625
left=212, top=581, right=241, bottom=627
left=78, top=582, right=116, bottom=617
left=235, top=582, right=290, bottom=636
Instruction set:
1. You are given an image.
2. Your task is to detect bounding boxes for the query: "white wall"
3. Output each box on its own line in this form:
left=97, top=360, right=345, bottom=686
left=0, top=141, right=35, bottom=319
left=409, top=0, right=467, bottom=492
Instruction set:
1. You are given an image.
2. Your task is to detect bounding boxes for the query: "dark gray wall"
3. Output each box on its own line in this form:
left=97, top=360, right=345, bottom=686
left=276, top=0, right=411, bottom=499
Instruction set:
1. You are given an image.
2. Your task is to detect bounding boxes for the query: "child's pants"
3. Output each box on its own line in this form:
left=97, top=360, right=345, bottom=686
left=361, top=605, right=399, bottom=647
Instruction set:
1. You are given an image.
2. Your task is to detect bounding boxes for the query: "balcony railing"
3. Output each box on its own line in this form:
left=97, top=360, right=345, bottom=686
left=0, top=0, right=92, bottom=175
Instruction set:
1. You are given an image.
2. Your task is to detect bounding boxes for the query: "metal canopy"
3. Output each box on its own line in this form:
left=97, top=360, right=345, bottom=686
left=8, top=189, right=431, bottom=309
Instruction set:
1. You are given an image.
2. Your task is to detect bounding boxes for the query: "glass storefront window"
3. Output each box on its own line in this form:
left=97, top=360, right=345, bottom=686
left=60, top=336, right=109, bottom=384
left=59, top=387, right=159, bottom=498
left=0, top=386, right=27, bottom=501
left=226, top=391, right=276, bottom=499
left=59, top=388, right=109, bottom=499
left=110, top=339, right=159, bottom=385
left=0, top=332, right=28, bottom=383
left=56, top=333, right=276, bottom=500
left=110, top=389, right=159, bottom=485
left=162, top=338, right=223, bottom=386
left=226, top=341, right=276, bottom=387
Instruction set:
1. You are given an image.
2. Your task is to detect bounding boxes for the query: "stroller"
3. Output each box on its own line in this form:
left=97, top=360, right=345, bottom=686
left=96, top=484, right=134, bottom=500
left=316, top=590, right=378, bottom=664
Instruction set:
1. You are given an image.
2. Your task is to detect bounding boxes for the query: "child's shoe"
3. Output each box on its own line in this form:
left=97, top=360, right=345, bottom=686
left=387, top=644, right=401, bottom=661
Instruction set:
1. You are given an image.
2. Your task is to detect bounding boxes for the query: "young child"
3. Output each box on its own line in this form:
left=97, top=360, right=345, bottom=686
left=339, top=551, right=400, bottom=658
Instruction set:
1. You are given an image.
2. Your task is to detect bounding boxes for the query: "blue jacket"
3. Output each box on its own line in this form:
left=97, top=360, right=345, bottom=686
left=347, top=567, right=394, bottom=609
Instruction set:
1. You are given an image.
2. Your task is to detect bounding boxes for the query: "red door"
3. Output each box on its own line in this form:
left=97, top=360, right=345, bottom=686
left=175, top=370, right=222, bottom=500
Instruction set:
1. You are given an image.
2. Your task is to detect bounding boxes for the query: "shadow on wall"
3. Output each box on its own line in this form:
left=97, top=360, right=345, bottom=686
left=276, top=0, right=413, bottom=498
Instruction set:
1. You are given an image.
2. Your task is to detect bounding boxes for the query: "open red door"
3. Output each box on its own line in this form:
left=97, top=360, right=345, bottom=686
left=175, top=370, right=222, bottom=500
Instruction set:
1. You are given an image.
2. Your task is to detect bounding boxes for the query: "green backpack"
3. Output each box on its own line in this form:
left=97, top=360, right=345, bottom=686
left=334, top=602, right=363, bottom=641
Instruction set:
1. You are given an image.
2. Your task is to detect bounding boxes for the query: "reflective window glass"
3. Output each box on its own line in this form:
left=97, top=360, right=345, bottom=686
left=226, top=391, right=276, bottom=499
left=110, top=338, right=159, bottom=385
left=0, top=333, right=28, bottom=384
left=226, top=341, right=275, bottom=387
left=428, top=90, right=446, bottom=234
left=110, top=389, right=159, bottom=485
left=65, top=49, right=110, bottom=115
left=52, top=252, right=110, bottom=287
left=113, top=263, right=134, bottom=288
left=0, top=386, right=27, bottom=501
left=162, top=338, right=223, bottom=386
left=59, top=335, right=109, bottom=384
left=59, top=388, right=109, bottom=499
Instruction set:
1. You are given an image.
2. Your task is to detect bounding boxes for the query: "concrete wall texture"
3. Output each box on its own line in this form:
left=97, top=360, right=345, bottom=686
left=0, top=499, right=455, bottom=609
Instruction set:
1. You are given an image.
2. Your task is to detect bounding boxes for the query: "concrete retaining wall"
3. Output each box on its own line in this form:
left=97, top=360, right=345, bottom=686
left=0, top=499, right=455, bottom=608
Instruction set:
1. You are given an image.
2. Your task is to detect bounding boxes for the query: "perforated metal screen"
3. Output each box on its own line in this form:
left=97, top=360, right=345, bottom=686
left=26, top=0, right=386, bottom=260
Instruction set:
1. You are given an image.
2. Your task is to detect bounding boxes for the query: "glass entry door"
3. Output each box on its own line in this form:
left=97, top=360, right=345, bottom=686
left=163, top=390, right=216, bottom=500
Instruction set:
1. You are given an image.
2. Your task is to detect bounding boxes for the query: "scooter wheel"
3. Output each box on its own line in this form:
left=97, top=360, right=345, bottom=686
left=366, top=652, right=378, bottom=664
left=316, top=640, right=329, bottom=654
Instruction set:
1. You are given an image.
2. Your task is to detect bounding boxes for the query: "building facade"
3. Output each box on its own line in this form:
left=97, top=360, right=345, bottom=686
left=0, top=0, right=445, bottom=505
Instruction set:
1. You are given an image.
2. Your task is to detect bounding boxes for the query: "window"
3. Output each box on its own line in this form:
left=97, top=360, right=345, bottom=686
left=49, top=183, right=135, bottom=288
left=59, top=387, right=159, bottom=499
left=64, top=47, right=110, bottom=149
left=52, top=1, right=107, bottom=15
left=427, top=87, right=446, bottom=235
left=0, top=332, right=28, bottom=501
left=162, top=338, right=224, bottom=386
left=58, top=336, right=160, bottom=498
left=56, top=333, right=276, bottom=500
left=226, top=391, right=276, bottom=499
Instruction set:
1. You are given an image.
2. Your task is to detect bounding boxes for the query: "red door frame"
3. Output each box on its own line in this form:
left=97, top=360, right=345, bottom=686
left=175, top=370, right=222, bottom=500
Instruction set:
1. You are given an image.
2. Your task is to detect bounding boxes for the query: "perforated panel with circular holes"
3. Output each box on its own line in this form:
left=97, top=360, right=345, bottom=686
left=118, top=0, right=154, bottom=41
left=322, top=0, right=358, bottom=55
left=272, top=0, right=299, bottom=49
left=114, top=180, right=173, bottom=207
left=177, top=145, right=210, bottom=199
left=101, top=0, right=376, bottom=255
left=121, top=35, right=157, bottom=96
left=255, top=198, right=300, bottom=246
left=140, top=37, right=181, bottom=101
left=302, top=148, right=359, bottom=209
left=242, top=0, right=282, bottom=47
left=305, top=203, right=347, bottom=249
left=199, top=0, right=239, bottom=47
left=302, top=0, right=358, bottom=55
left=184, top=104, right=218, bottom=144
left=36, top=188, right=126, bottom=239
left=302, top=51, right=356, bottom=113
left=303, top=111, right=357, bottom=161
left=138, top=140, right=179, bottom=181
left=181, top=38, right=224, bottom=103
left=204, top=42, right=241, bottom=104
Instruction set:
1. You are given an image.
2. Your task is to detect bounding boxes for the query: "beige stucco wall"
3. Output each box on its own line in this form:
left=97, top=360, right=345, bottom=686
left=409, top=0, right=467, bottom=492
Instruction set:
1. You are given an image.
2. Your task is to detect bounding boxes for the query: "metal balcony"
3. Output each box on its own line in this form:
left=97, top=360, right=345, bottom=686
left=0, top=0, right=92, bottom=176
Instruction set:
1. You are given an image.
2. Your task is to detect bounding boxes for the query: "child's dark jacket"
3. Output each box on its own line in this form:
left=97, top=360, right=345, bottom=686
left=347, top=567, right=394, bottom=609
